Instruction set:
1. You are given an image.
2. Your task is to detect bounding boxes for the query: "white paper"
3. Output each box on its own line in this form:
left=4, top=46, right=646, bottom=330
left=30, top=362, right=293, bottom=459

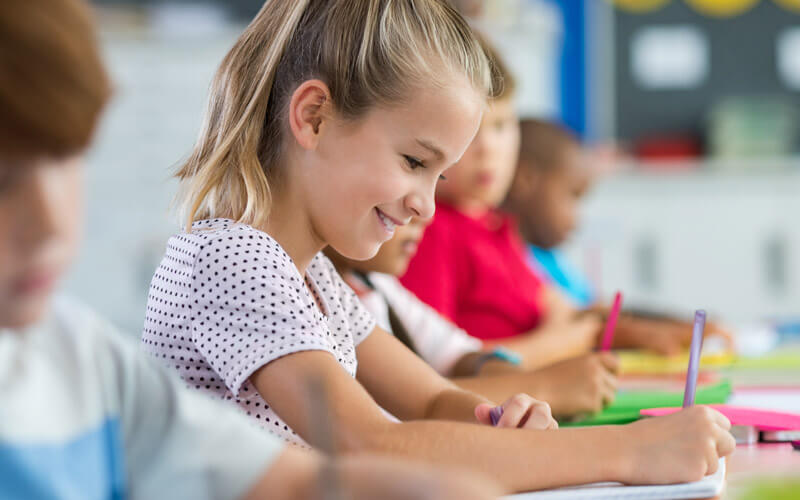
left=505, top=458, right=725, bottom=500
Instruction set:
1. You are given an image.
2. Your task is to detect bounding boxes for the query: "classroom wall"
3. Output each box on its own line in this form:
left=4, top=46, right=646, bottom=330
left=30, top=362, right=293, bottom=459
left=613, top=0, right=800, bottom=148
left=71, top=2, right=800, bottom=335
left=64, top=10, right=241, bottom=333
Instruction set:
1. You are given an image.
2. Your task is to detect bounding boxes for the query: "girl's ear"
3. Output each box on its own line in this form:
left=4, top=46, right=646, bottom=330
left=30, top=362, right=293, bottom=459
left=288, top=79, right=333, bottom=151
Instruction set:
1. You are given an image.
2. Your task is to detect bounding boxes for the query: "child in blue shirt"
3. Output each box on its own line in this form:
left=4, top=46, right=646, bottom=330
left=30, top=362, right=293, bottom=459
left=504, top=119, right=732, bottom=355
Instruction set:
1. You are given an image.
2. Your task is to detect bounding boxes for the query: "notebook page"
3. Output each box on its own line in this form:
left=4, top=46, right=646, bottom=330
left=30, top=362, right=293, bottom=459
left=504, top=457, right=725, bottom=500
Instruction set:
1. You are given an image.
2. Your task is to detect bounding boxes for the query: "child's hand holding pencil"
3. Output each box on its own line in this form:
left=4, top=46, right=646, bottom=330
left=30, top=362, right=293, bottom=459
left=475, top=394, right=558, bottom=430
left=620, top=406, right=735, bottom=484
left=612, top=310, right=735, bottom=485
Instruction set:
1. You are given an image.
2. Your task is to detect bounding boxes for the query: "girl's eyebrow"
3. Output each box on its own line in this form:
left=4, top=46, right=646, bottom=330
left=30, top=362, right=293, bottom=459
left=416, top=139, right=444, bottom=160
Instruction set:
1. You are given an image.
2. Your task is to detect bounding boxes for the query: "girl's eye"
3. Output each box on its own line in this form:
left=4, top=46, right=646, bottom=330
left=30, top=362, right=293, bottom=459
left=403, top=155, right=444, bottom=180
left=403, top=155, right=425, bottom=170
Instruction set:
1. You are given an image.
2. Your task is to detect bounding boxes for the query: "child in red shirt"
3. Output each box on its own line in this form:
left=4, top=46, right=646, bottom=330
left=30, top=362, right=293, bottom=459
left=403, top=40, right=731, bottom=365
left=401, top=37, right=600, bottom=368
left=401, top=202, right=548, bottom=342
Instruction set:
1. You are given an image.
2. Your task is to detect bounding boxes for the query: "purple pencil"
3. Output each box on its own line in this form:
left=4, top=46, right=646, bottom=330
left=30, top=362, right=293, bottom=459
left=490, top=406, right=504, bottom=426
left=682, top=310, right=706, bottom=408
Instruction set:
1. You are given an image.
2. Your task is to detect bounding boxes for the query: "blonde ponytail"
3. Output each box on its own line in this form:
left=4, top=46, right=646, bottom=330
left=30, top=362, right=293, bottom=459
left=177, top=0, right=492, bottom=230
left=177, top=0, right=311, bottom=230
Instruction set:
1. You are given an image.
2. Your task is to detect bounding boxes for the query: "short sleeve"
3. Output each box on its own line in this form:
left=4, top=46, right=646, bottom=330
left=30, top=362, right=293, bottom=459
left=318, top=255, right=376, bottom=346
left=99, top=322, right=285, bottom=500
left=188, top=231, right=338, bottom=396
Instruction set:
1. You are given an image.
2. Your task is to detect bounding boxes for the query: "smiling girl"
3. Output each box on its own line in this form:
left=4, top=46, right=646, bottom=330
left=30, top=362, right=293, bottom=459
left=142, top=0, right=735, bottom=494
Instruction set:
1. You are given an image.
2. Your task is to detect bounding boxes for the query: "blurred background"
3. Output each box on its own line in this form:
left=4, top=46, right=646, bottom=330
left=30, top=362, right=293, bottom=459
left=74, top=0, right=800, bottom=335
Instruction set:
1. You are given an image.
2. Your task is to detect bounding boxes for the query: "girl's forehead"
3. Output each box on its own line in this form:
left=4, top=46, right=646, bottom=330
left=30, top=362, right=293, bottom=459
left=370, top=85, right=483, bottom=151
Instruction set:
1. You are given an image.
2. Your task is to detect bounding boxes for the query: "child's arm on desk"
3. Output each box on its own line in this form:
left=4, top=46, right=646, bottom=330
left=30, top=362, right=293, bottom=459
left=603, top=311, right=734, bottom=356
left=452, top=352, right=619, bottom=418
left=246, top=448, right=502, bottom=500
left=250, top=326, right=735, bottom=493
left=494, top=287, right=600, bottom=369
left=485, top=312, right=602, bottom=369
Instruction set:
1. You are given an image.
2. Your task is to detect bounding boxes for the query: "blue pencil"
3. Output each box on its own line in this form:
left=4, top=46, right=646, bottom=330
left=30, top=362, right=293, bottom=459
left=683, top=310, right=707, bottom=408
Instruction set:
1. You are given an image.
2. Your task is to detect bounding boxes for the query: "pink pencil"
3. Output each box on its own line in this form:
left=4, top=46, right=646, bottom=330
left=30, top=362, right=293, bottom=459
left=600, top=291, right=623, bottom=351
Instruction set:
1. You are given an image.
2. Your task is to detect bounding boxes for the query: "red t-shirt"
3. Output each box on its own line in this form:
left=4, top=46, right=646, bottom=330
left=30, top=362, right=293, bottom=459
left=400, top=202, right=546, bottom=341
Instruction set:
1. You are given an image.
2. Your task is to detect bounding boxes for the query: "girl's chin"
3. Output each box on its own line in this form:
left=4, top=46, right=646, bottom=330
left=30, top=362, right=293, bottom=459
left=332, top=242, right=382, bottom=262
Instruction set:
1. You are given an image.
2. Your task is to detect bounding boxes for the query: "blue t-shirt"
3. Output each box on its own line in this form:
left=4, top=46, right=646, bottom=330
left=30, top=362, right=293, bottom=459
left=527, top=245, right=595, bottom=309
left=0, top=297, right=283, bottom=500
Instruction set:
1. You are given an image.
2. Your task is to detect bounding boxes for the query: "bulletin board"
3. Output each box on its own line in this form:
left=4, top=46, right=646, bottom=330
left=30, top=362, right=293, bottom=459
left=613, top=0, right=800, bottom=146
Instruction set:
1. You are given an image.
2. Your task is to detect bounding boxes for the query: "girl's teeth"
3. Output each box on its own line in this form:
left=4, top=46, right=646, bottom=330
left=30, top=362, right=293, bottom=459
left=379, top=211, right=396, bottom=232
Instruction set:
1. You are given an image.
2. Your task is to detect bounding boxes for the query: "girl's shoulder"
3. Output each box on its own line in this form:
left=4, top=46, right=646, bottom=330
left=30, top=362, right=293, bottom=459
left=188, top=218, right=271, bottom=242
left=183, top=218, right=287, bottom=256
left=172, top=218, right=298, bottom=282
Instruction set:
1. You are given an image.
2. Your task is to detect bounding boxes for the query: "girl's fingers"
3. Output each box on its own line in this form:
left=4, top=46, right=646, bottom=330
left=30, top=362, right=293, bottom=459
left=598, top=352, right=621, bottom=373
left=520, top=401, right=556, bottom=430
left=712, top=423, right=736, bottom=457
left=602, top=384, right=617, bottom=407
left=497, top=396, right=533, bottom=428
left=707, top=407, right=732, bottom=430
left=478, top=395, right=557, bottom=430
left=603, top=370, right=619, bottom=392
left=704, top=445, right=719, bottom=476
left=601, top=372, right=618, bottom=406
left=473, top=403, right=495, bottom=426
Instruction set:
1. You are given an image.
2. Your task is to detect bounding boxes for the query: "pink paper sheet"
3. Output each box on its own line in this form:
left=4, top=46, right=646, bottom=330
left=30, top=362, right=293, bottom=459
left=640, top=405, right=800, bottom=431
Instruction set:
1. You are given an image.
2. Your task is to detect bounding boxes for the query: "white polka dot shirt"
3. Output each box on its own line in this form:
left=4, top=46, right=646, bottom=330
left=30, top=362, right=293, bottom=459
left=142, top=218, right=376, bottom=446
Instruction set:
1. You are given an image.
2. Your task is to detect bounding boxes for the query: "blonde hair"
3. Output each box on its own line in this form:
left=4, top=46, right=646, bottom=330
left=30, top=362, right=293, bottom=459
left=177, top=0, right=492, bottom=230
left=477, top=32, right=516, bottom=101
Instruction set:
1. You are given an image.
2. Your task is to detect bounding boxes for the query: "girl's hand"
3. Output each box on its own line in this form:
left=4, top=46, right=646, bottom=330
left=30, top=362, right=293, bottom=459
left=474, top=394, right=558, bottom=430
left=529, top=352, right=619, bottom=418
left=616, top=317, right=735, bottom=356
left=619, top=406, right=736, bottom=484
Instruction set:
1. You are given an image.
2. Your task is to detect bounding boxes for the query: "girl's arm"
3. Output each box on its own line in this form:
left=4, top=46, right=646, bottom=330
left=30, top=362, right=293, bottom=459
left=541, top=285, right=577, bottom=325
left=243, top=447, right=320, bottom=500
left=245, top=448, right=501, bottom=500
left=611, top=314, right=735, bottom=355
left=354, top=327, right=532, bottom=424
left=250, top=328, right=735, bottom=493
left=484, top=313, right=601, bottom=369
left=452, top=352, right=619, bottom=418
left=450, top=351, right=522, bottom=377
left=483, top=286, right=601, bottom=369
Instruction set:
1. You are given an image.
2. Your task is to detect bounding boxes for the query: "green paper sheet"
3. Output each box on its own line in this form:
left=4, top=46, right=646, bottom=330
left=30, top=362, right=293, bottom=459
left=561, top=379, right=733, bottom=427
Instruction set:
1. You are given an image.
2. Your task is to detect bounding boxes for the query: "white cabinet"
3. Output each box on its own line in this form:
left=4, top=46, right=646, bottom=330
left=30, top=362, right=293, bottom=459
left=564, top=165, right=800, bottom=323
